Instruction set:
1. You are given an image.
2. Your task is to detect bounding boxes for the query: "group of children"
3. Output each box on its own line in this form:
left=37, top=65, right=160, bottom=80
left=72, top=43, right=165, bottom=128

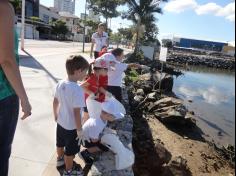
left=53, top=48, right=141, bottom=176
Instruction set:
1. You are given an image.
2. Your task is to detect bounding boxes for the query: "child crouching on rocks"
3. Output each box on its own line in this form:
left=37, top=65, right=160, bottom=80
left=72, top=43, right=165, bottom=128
left=79, top=96, right=126, bottom=165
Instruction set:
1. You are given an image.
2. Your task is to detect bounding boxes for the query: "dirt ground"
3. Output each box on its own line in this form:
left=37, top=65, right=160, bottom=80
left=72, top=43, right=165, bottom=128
left=148, top=117, right=235, bottom=176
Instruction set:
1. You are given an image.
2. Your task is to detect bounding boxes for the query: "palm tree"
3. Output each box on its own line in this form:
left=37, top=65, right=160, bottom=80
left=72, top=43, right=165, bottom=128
left=123, top=0, right=168, bottom=51
left=10, top=0, right=22, bottom=14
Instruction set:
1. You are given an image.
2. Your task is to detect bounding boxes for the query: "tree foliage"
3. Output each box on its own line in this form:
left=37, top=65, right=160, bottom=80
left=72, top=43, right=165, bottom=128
left=162, top=39, right=173, bottom=48
left=118, top=27, right=135, bottom=41
left=88, top=0, right=126, bottom=25
left=51, top=20, right=69, bottom=40
left=10, top=0, right=21, bottom=14
left=123, top=0, right=168, bottom=43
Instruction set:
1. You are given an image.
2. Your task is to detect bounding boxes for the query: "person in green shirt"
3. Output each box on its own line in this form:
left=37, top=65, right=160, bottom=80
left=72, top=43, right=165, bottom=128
left=0, top=1, right=32, bottom=175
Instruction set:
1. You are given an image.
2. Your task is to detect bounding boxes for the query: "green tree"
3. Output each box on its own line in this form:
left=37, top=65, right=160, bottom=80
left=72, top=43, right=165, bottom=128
left=10, top=0, right=21, bottom=14
left=88, top=0, right=126, bottom=27
left=110, top=32, right=122, bottom=47
left=118, top=27, right=135, bottom=41
left=162, top=39, right=173, bottom=48
left=51, top=20, right=69, bottom=40
left=83, top=20, right=100, bottom=32
left=123, top=0, right=168, bottom=50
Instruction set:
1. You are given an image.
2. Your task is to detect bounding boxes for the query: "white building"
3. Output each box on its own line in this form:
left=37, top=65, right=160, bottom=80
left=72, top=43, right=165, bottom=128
left=59, top=12, right=83, bottom=41
left=54, top=0, right=75, bottom=14
left=81, top=10, right=100, bottom=23
left=39, top=4, right=60, bottom=24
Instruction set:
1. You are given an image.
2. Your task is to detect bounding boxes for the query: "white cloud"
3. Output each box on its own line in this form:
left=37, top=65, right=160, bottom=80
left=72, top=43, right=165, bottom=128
left=164, top=0, right=198, bottom=13
left=164, top=0, right=235, bottom=22
left=196, top=3, right=221, bottom=15
left=216, top=2, right=235, bottom=22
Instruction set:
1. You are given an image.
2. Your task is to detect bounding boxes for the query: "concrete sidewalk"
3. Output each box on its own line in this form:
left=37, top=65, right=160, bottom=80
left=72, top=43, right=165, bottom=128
left=8, top=51, right=84, bottom=176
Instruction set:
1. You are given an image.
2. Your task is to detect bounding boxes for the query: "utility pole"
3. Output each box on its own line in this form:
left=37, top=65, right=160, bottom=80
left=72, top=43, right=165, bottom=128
left=21, top=0, right=25, bottom=50
left=82, top=0, right=87, bottom=53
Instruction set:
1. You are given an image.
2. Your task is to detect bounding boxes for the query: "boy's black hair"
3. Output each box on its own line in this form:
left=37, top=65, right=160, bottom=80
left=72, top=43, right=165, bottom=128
left=112, top=48, right=124, bottom=57
left=66, top=55, right=89, bottom=75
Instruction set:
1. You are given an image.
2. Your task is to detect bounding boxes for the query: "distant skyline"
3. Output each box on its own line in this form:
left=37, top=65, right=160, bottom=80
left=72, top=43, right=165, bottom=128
left=40, top=0, right=235, bottom=43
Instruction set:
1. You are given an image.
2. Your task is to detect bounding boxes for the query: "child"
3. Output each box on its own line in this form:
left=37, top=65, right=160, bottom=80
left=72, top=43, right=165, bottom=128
left=81, top=57, right=112, bottom=123
left=98, top=46, right=108, bottom=57
left=104, top=48, right=141, bottom=102
left=53, top=55, right=89, bottom=176
left=79, top=96, right=126, bottom=165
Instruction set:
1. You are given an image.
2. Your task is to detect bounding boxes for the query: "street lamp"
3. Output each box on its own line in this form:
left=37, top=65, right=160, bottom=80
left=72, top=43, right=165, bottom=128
left=82, top=0, right=88, bottom=53
left=21, top=0, right=26, bottom=50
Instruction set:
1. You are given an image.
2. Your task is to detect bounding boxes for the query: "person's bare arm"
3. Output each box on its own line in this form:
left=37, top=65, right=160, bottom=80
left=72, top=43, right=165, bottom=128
left=90, top=39, right=95, bottom=58
left=128, top=63, right=141, bottom=69
left=98, top=87, right=107, bottom=95
left=0, top=2, right=31, bottom=120
left=53, top=98, right=59, bottom=122
left=74, top=108, right=82, bottom=131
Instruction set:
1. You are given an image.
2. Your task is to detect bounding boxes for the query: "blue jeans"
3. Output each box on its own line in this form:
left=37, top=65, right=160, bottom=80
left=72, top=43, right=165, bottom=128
left=0, top=95, right=19, bottom=176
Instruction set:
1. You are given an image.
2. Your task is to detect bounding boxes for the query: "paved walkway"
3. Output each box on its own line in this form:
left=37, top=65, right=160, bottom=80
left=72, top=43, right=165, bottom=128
left=9, top=50, right=85, bottom=176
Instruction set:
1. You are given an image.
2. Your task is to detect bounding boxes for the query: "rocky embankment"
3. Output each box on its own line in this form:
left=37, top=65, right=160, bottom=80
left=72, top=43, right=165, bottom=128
left=167, top=50, right=235, bottom=70
left=125, top=53, right=235, bottom=176
left=86, top=53, right=235, bottom=176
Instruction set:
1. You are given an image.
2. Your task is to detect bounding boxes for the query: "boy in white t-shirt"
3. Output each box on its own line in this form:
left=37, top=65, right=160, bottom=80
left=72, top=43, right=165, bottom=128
left=79, top=97, right=126, bottom=165
left=104, top=49, right=141, bottom=102
left=53, top=55, right=90, bottom=176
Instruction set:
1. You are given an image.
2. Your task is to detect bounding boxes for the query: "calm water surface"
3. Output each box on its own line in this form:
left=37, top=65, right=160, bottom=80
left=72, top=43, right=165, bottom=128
left=173, top=66, right=235, bottom=146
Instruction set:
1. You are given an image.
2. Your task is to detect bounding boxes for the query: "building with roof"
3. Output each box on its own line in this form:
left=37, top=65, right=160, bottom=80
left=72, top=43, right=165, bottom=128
left=39, top=4, right=60, bottom=24
left=54, top=0, right=75, bottom=14
left=173, top=37, right=227, bottom=52
left=59, top=12, right=83, bottom=41
left=81, top=10, right=100, bottom=23
left=25, top=0, right=39, bottom=18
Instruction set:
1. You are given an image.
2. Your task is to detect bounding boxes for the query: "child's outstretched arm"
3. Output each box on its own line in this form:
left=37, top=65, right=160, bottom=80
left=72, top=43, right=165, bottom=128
left=53, top=97, right=59, bottom=122
left=128, top=63, right=141, bottom=69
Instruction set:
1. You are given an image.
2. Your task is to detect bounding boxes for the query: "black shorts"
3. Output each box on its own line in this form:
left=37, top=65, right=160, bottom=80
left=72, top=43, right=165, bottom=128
left=56, top=124, right=80, bottom=156
left=107, top=86, right=122, bottom=103
left=84, top=140, right=109, bottom=152
left=84, top=107, right=88, bottom=113
left=94, top=51, right=100, bottom=59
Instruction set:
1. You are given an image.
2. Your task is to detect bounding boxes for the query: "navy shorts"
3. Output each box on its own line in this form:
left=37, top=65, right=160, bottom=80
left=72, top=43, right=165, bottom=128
left=56, top=124, right=80, bottom=156
left=107, top=86, right=122, bottom=103
left=84, top=141, right=109, bottom=152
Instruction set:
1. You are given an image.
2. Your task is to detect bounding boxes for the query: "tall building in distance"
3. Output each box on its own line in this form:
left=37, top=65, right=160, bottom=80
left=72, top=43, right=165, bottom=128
left=25, top=0, right=39, bottom=17
left=54, top=0, right=75, bottom=14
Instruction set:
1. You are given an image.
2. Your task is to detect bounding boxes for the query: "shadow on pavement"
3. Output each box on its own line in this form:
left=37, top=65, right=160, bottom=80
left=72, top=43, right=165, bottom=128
left=20, top=50, right=60, bottom=83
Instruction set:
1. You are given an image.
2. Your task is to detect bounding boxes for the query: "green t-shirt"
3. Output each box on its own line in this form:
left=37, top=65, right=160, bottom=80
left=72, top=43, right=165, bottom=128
left=0, top=30, right=19, bottom=100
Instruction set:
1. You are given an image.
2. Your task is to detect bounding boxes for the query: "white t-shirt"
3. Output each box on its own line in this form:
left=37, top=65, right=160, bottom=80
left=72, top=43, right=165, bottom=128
left=82, top=117, right=107, bottom=140
left=92, top=32, right=109, bottom=52
left=108, top=62, right=128, bottom=87
left=55, top=80, right=85, bottom=130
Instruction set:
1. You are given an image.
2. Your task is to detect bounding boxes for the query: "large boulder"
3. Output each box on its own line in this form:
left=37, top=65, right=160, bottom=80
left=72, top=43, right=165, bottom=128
left=152, top=72, right=174, bottom=92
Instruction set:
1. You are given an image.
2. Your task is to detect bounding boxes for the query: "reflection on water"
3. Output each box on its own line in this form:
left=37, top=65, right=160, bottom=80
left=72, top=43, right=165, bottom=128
left=173, top=66, right=235, bottom=146
left=178, top=86, right=234, bottom=105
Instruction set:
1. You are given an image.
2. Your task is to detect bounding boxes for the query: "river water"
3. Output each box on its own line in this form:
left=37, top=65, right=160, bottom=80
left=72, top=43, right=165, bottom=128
left=173, top=66, right=235, bottom=146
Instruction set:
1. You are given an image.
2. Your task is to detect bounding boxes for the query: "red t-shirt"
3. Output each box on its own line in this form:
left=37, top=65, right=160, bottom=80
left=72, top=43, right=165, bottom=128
left=85, top=74, right=108, bottom=102
left=98, top=48, right=108, bottom=57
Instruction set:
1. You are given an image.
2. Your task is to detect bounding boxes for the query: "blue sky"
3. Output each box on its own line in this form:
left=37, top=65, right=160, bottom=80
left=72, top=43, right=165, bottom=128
left=41, top=0, right=235, bottom=43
